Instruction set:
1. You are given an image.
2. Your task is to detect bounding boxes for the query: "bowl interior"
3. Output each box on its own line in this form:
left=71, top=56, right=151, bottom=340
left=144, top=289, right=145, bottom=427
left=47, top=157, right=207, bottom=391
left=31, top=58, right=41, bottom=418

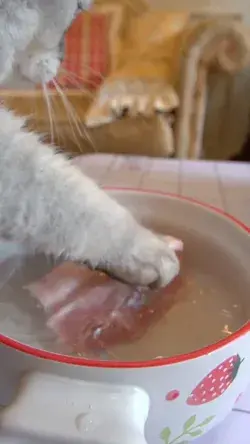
left=0, top=190, right=249, bottom=361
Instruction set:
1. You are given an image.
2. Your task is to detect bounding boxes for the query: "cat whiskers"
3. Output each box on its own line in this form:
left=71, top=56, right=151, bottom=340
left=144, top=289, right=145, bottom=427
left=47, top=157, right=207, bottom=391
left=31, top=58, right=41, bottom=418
left=61, top=64, right=104, bottom=89
left=43, top=82, right=64, bottom=149
left=59, top=68, right=96, bottom=97
left=51, top=79, right=80, bottom=149
left=48, top=91, right=63, bottom=148
left=51, top=78, right=96, bottom=152
left=42, top=82, right=55, bottom=145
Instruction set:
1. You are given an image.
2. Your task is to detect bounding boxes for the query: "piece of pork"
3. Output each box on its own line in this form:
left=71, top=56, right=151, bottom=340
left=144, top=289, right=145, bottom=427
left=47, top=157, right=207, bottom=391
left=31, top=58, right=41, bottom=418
left=26, top=236, right=183, bottom=354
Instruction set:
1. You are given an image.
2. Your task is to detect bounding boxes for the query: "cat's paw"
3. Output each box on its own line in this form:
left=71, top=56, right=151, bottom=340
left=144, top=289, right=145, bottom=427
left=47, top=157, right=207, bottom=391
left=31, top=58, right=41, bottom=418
left=85, top=79, right=179, bottom=127
left=107, top=226, right=180, bottom=288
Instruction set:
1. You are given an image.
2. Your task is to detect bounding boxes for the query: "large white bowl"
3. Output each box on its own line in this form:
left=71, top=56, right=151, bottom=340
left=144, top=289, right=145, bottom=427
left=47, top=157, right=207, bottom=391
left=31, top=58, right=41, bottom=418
left=0, top=189, right=249, bottom=444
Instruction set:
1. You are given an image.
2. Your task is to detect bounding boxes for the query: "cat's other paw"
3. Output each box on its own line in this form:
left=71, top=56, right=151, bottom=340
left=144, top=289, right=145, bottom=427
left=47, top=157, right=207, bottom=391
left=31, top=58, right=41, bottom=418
left=107, top=226, right=180, bottom=288
left=85, top=79, right=179, bottom=127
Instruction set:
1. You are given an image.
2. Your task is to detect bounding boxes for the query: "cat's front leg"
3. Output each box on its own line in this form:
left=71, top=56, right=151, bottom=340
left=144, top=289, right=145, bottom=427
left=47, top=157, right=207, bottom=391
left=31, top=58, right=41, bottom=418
left=0, top=109, right=179, bottom=287
left=98, top=219, right=180, bottom=287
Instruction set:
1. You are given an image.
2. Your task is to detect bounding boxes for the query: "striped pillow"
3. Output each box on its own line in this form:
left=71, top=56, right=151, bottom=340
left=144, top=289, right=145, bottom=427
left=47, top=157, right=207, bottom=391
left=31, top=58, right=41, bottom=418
left=50, top=12, right=109, bottom=91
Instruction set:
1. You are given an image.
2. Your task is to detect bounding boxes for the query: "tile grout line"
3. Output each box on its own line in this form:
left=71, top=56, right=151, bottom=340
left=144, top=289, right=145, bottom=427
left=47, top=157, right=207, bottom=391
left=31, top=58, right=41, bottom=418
left=213, top=162, right=228, bottom=213
left=177, top=160, right=182, bottom=196
left=99, top=156, right=120, bottom=187
left=138, top=157, right=154, bottom=190
left=77, top=153, right=115, bottom=186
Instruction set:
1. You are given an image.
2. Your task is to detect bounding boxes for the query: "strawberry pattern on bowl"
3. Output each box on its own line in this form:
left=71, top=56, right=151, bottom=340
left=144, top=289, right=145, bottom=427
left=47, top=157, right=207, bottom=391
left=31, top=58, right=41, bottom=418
left=186, top=355, right=244, bottom=405
left=160, top=350, right=247, bottom=444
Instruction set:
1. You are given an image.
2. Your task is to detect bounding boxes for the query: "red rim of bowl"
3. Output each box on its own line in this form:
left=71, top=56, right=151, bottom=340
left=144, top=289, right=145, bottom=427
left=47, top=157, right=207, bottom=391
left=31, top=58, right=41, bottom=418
left=0, top=189, right=249, bottom=369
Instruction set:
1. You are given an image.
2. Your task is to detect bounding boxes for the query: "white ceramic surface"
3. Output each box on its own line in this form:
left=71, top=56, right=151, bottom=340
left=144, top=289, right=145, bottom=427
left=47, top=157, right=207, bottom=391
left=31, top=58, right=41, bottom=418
left=1, top=373, right=149, bottom=444
left=0, top=190, right=250, bottom=444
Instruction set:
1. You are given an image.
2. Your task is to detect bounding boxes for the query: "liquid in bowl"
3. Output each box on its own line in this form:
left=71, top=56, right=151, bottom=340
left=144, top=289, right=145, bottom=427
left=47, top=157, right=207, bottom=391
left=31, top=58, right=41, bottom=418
left=0, top=224, right=248, bottom=361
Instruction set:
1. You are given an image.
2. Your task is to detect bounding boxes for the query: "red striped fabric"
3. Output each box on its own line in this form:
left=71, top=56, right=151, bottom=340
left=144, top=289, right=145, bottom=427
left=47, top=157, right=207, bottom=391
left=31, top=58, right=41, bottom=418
left=48, top=12, right=109, bottom=91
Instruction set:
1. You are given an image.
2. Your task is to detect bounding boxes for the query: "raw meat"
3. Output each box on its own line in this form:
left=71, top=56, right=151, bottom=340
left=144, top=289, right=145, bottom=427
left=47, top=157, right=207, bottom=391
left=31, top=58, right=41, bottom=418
left=26, top=237, right=183, bottom=355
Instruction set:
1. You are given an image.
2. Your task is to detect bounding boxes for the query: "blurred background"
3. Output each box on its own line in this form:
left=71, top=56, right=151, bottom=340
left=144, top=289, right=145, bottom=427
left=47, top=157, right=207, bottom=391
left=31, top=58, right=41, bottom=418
left=2, top=0, right=250, bottom=161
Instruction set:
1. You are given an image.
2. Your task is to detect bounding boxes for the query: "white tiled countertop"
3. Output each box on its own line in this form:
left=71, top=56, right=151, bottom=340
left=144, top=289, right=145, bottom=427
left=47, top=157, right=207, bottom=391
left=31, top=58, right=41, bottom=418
left=75, top=154, right=250, bottom=444
left=75, top=154, right=250, bottom=227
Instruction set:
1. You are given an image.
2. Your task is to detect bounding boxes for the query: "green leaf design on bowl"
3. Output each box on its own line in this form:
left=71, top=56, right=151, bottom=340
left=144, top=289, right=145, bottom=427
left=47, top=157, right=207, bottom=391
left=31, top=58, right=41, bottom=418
left=199, top=415, right=216, bottom=427
left=189, top=429, right=203, bottom=437
left=160, top=414, right=216, bottom=444
left=183, top=415, right=196, bottom=432
left=161, top=427, right=171, bottom=443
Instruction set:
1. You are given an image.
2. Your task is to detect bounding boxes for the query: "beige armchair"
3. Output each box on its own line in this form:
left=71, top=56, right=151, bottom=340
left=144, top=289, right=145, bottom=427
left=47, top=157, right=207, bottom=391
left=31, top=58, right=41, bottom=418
left=84, top=9, right=250, bottom=159
left=176, top=17, right=250, bottom=159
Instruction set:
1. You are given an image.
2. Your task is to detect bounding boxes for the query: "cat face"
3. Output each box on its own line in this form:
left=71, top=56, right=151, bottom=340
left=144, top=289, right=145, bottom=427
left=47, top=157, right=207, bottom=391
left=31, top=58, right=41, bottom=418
left=0, top=0, right=92, bottom=85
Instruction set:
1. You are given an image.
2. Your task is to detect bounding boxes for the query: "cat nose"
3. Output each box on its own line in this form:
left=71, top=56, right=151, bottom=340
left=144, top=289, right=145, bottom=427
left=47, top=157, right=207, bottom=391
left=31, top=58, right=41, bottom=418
left=19, top=51, right=60, bottom=84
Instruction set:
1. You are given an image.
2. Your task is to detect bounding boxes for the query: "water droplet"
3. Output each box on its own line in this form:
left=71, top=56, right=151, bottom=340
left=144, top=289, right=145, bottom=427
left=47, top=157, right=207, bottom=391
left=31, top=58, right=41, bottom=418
left=76, top=412, right=102, bottom=435
left=75, top=413, right=88, bottom=432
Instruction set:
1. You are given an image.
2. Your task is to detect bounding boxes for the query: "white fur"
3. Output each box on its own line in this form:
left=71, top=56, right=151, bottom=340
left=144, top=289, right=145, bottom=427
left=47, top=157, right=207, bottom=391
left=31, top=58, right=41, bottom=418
left=0, top=0, right=180, bottom=287
left=19, top=49, right=61, bottom=84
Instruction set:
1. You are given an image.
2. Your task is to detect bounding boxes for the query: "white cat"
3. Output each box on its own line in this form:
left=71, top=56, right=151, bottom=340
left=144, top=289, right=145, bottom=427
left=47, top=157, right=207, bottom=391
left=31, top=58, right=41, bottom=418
left=0, top=0, right=179, bottom=287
